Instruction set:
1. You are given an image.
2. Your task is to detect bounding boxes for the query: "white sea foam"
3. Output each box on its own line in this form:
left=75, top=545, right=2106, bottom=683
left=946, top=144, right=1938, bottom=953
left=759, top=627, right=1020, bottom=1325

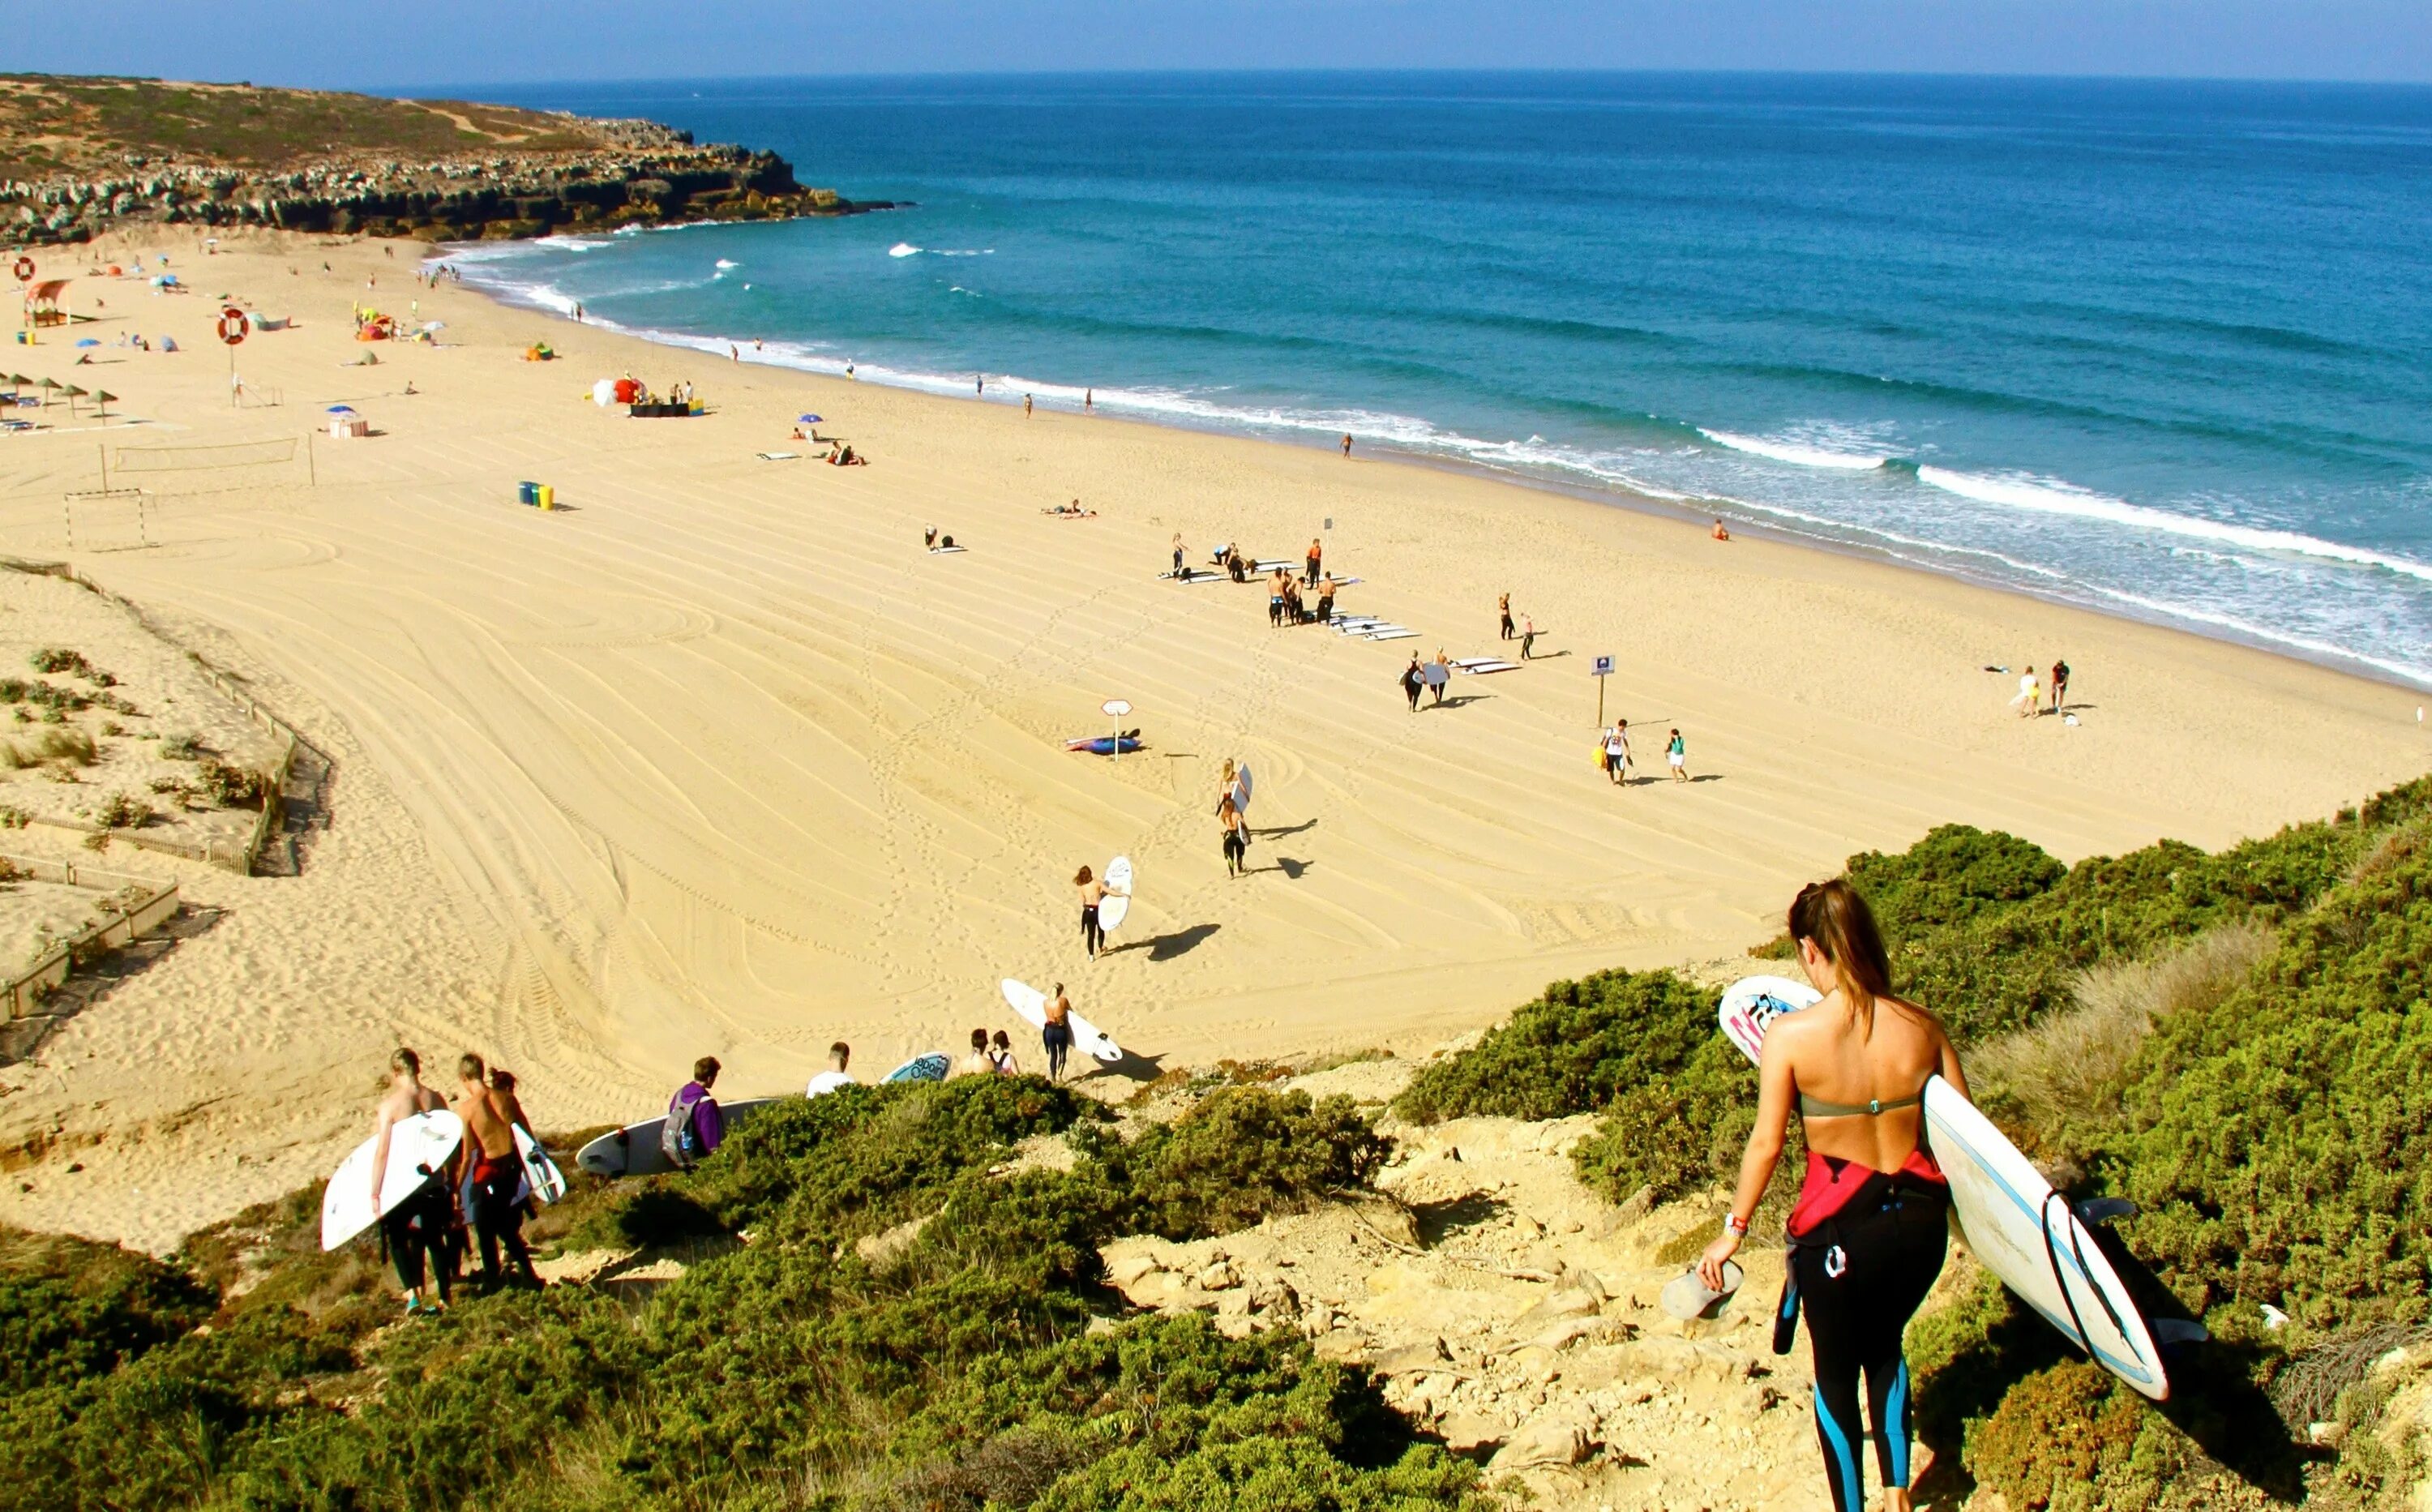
left=1918, top=467, right=2432, bottom=584
left=888, top=242, right=922, bottom=258
left=534, top=235, right=614, bottom=251
left=715, top=259, right=741, bottom=269
left=1699, top=428, right=1895, bottom=469
left=2084, top=584, right=2432, bottom=687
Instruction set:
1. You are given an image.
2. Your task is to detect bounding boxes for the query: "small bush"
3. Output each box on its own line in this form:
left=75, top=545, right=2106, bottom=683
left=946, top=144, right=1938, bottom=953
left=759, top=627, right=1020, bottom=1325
left=1102, top=1087, right=1389, bottom=1240
left=2, top=726, right=95, bottom=768
left=158, top=733, right=200, bottom=760
left=1965, top=1360, right=2190, bottom=1512
left=195, top=756, right=266, bottom=807
left=29, top=648, right=92, bottom=679
left=0, top=1227, right=216, bottom=1393
left=94, top=792, right=151, bottom=829
left=1394, top=967, right=1713, bottom=1124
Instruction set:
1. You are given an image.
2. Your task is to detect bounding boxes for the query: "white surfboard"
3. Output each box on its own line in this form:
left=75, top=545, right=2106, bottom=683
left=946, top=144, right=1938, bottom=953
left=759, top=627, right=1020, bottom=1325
left=1923, top=1078, right=2169, bottom=1398
left=884, top=1052, right=952, bottom=1083
left=320, top=1109, right=465, bottom=1252
left=1233, top=764, right=1252, bottom=813
left=1100, top=855, right=1134, bottom=932
left=516, top=1124, right=568, bottom=1206
left=1002, top=977, right=1122, bottom=1064
left=575, top=1096, right=782, bottom=1178
left=1714, top=974, right=2170, bottom=1400
left=1718, top=974, right=1820, bottom=1064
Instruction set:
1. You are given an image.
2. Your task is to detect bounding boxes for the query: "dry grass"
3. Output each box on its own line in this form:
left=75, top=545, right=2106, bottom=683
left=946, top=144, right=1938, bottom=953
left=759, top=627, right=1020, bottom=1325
left=1974, top=920, right=2276, bottom=1132
left=0, top=727, right=96, bottom=769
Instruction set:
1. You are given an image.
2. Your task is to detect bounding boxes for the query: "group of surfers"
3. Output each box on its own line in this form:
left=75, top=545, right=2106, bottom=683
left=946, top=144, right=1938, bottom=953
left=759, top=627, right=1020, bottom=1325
left=366, top=1049, right=544, bottom=1317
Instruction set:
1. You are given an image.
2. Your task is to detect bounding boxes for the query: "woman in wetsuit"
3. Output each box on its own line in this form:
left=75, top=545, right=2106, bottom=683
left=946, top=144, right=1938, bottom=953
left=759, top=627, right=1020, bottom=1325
left=1698, top=879, right=1966, bottom=1512
left=1076, top=865, right=1107, bottom=959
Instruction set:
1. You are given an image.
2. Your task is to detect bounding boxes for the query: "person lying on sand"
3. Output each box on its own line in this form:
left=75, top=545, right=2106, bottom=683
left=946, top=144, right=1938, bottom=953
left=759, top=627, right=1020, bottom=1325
left=371, top=1048, right=452, bottom=1318
left=1043, top=499, right=1097, bottom=516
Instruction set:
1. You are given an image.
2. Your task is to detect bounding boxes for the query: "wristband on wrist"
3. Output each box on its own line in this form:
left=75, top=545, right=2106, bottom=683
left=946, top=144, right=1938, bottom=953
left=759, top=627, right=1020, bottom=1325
left=1723, top=1213, right=1749, bottom=1236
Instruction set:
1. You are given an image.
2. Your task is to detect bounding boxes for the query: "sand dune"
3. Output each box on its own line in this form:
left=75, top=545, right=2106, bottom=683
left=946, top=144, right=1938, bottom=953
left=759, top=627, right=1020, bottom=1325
left=0, top=229, right=2421, bottom=1249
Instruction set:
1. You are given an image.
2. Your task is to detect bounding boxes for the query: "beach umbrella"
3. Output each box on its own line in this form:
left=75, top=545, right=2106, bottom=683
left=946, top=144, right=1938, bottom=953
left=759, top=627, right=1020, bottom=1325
left=798, top=413, right=823, bottom=424
left=62, top=383, right=86, bottom=415
left=74, top=338, right=98, bottom=348
left=326, top=405, right=356, bottom=414
left=93, top=391, right=114, bottom=420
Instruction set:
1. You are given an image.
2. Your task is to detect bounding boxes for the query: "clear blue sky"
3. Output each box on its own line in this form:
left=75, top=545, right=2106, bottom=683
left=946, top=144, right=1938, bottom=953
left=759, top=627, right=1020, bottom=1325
left=15, top=0, right=2432, bottom=88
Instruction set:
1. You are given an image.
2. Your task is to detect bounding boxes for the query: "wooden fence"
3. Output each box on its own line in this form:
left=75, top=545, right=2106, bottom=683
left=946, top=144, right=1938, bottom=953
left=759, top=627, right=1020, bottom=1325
left=0, top=853, right=179, bottom=1023
left=0, top=555, right=310, bottom=875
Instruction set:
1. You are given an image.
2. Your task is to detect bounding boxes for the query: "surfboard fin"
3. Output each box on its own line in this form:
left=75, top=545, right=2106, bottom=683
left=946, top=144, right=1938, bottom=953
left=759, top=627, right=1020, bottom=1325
left=2074, top=1197, right=2139, bottom=1227
left=2151, top=1317, right=2209, bottom=1349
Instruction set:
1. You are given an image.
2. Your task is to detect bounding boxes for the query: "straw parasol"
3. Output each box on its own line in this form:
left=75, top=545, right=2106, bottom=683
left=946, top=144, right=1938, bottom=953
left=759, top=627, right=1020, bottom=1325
left=93, top=390, right=114, bottom=421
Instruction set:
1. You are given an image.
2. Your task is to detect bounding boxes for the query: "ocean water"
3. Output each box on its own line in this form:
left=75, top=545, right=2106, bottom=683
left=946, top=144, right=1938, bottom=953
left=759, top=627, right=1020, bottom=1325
left=447, top=73, right=2432, bottom=687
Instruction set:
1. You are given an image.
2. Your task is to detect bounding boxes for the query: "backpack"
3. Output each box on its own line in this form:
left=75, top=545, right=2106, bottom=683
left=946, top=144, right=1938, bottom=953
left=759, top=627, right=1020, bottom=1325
left=661, top=1088, right=704, bottom=1169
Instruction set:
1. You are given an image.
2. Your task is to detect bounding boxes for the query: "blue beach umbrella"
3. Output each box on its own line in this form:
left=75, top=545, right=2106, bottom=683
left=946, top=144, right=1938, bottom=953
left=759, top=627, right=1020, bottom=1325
left=75, top=338, right=99, bottom=347
left=798, top=414, right=822, bottom=424
left=326, top=405, right=356, bottom=413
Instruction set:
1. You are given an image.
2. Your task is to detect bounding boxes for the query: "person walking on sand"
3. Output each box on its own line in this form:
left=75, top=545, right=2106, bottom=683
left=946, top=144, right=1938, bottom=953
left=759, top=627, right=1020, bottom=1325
left=1341, top=433, right=1353, bottom=457
left=1668, top=727, right=1688, bottom=783
left=663, top=1056, right=725, bottom=1168
left=1077, top=865, right=1107, bottom=959
left=1305, top=537, right=1322, bottom=588
left=1172, top=532, right=1187, bottom=578
left=1499, top=593, right=1514, bottom=642
left=807, top=1042, right=855, bottom=1097
left=1603, top=720, right=1632, bottom=785
left=1085, top=388, right=1093, bottom=411
left=2011, top=663, right=2040, bottom=718
left=371, top=1048, right=452, bottom=1317
left=1698, top=879, right=1965, bottom=1512
left=1521, top=615, right=1539, bottom=661
left=1402, top=655, right=1425, bottom=713
left=1042, top=985, right=1074, bottom=1081
left=453, top=1055, right=537, bottom=1293
left=1220, top=794, right=1249, bottom=876
left=1270, top=568, right=1288, bottom=628
left=2049, top=658, right=2070, bottom=715
left=991, top=1030, right=1021, bottom=1075
left=1430, top=650, right=1452, bottom=706
left=1025, top=393, right=1034, bottom=418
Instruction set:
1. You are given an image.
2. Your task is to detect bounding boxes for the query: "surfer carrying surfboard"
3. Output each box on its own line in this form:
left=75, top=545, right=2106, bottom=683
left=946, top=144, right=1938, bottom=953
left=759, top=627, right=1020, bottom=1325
left=454, top=1055, right=541, bottom=1294
left=372, top=1048, right=452, bottom=1317
left=1076, top=864, right=1110, bottom=958
left=1698, top=880, right=1967, bottom=1512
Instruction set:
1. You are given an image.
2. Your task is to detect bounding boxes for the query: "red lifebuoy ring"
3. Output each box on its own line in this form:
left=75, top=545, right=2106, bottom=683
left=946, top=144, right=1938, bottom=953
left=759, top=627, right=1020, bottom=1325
left=11, top=257, right=31, bottom=283
left=216, top=307, right=248, bottom=345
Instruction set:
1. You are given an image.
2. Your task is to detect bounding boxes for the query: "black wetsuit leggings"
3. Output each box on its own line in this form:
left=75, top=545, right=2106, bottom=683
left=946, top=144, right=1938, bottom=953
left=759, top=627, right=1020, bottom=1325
left=1042, top=1021, right=1071, bottom=1079
left=381, top=1180, right=452, bottom=1300
left=471, top=1160, right=535, bottom=1290
left=1081, top=904, right=1103, bottom=956
left=1793, top=1183, right=1949, bottom=1512
left=1223, top=829, right=1246, bottom=873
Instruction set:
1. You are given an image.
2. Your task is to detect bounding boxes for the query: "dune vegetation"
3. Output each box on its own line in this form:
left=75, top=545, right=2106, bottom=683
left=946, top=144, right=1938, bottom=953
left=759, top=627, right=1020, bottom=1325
left=6, top=775, right=2429, bottom=1509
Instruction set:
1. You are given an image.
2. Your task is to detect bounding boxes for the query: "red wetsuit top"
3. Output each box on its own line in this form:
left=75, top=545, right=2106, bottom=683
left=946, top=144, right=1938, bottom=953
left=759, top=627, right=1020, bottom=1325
left=1787, top=1148, right=1946, bottom=1239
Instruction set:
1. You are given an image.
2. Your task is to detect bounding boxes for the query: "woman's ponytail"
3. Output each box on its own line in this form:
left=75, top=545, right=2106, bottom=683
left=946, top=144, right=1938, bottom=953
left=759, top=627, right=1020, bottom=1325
left=1788, top=878, right=1895, bottom=1037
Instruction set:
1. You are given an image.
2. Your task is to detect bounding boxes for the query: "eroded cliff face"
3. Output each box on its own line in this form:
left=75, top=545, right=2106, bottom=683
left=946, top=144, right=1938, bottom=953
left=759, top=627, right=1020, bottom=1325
left=0, top=77, right=891, bottom=244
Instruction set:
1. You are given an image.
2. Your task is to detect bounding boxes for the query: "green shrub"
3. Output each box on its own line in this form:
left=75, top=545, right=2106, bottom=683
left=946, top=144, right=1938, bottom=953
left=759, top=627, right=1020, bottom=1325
left=1964, top=1360, right=2178, bottom=1512
left=1568, top=1034, right=1775, bottom=1207
left=0, top=1227, right=215, bottom=1392
left=1394, top=967, right=1713, bottom=1124
left=1848, top=823, right=2070, bottom=940
left=1099, top=1088, right=1389, bottom=1240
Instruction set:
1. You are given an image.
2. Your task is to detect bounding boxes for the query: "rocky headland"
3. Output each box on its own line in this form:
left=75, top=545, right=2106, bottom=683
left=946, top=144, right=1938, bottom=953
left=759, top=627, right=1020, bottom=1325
left=0, top=74, right=891, bottom=244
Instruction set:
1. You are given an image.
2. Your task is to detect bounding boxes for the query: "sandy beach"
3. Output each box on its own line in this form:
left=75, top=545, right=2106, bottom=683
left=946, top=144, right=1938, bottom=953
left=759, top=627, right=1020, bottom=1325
left=0, top=228, right=2421, bottom=1252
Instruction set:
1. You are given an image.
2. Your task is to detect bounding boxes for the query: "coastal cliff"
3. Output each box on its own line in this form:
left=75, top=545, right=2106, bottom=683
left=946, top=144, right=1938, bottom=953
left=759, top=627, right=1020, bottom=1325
left=0, top=74, right=891, bottom=244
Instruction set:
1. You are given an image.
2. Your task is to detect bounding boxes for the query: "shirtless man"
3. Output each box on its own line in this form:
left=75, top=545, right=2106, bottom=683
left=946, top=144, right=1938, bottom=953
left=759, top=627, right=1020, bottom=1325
left=453, top=1054, right=538, bottom=1292
left=371, top=1048, right=452, bottom=1317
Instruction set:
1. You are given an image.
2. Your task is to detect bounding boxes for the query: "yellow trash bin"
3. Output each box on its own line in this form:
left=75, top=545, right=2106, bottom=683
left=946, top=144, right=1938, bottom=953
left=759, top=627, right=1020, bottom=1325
left=538, top=484, right=555, bottom=511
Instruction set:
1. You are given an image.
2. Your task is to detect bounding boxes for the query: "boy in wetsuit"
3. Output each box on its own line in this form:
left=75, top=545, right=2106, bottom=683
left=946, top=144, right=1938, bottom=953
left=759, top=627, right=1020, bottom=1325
left=373, top=1047, right=452, bottom=1317
left=454, top=1054, right=539, bottom=1292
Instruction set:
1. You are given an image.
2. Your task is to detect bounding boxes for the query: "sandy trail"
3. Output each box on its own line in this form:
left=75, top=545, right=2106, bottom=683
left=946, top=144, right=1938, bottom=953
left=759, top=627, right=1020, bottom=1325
left=0, top=229, right=2420, bottom=1249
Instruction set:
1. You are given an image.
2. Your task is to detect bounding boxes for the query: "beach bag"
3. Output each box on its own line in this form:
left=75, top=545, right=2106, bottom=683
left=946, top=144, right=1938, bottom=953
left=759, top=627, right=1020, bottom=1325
left=661, top=1090, right=704, bottom=1169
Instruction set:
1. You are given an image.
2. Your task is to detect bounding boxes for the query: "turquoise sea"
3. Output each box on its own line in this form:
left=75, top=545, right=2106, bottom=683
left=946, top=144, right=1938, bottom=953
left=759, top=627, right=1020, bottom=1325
left=444, top=73, right=2432, bottom=687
